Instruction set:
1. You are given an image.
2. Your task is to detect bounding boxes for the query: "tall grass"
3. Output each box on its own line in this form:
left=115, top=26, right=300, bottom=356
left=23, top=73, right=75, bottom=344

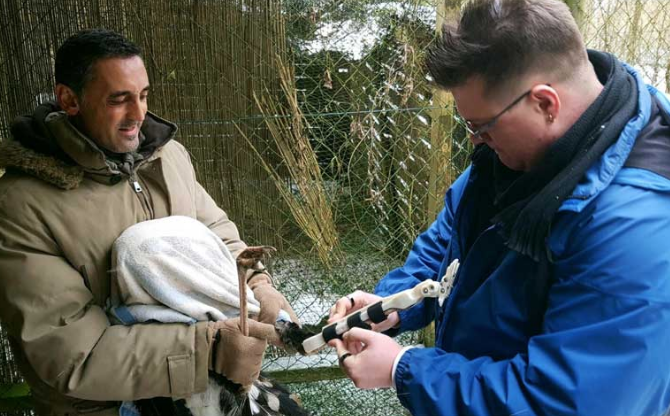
left=237, top=54, right=340, bottom=267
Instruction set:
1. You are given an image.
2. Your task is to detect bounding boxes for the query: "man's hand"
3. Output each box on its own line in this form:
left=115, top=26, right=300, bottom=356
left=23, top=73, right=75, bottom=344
left=248, top=273, right=299, bottom=325
left=328, top=328, right=403, bottom=389
left=328, top=290, right=400, bottom=333
left=207, top=317, right=279, bottom=389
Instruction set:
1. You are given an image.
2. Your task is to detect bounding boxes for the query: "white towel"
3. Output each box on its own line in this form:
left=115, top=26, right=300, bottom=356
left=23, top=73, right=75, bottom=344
left=109, top=215, right=260, bottom=324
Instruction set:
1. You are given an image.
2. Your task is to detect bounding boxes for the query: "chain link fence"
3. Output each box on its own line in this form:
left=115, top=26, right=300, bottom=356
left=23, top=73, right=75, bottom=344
left=1, top=0, right=669, bottom=415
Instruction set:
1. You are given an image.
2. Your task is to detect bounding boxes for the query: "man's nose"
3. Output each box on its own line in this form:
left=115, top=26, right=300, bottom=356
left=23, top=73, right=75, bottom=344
left=128, top=97, right=146, bottom=122
left=470, top=133, right=486, bottom=146
left=470, top=129, right=494, bottom=146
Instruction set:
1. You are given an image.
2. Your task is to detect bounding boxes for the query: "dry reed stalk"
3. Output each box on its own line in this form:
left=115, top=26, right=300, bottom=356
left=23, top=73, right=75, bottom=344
left=236, top=54, right=340, bottom=267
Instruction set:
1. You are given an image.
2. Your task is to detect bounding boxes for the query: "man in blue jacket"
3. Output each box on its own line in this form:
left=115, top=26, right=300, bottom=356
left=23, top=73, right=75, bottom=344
left=328, top=0, right=670, bottom=415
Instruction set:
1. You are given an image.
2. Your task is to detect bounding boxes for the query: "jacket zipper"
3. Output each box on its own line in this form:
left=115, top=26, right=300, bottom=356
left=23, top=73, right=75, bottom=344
left=129, top=174, right=154, bottom=219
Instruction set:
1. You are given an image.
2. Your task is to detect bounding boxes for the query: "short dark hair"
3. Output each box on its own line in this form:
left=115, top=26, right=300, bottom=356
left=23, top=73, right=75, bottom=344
left=55, top=28, right=142, bottom=95
left=427, top=0, right=586, bottom=95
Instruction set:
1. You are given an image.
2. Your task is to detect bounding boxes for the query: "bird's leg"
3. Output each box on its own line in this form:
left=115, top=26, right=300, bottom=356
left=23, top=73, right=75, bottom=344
left=237, top=264, right=248, bottom=336
left=236, top=246, right=277, bottom=337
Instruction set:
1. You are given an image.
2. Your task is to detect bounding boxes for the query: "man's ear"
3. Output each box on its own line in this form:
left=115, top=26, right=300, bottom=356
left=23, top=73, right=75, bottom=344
left=531, top=84, right=560, bottom=122
left=55, top=84, right=81, bottom=116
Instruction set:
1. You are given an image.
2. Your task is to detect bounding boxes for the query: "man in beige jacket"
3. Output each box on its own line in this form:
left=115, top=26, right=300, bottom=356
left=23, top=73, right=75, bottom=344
left=0, top=28, right=295, bottom=415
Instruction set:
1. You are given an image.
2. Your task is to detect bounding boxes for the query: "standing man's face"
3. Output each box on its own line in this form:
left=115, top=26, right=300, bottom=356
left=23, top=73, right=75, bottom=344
left=451, top=77, right=555, bottom=172
left=75, top=56, right=149, bottom=153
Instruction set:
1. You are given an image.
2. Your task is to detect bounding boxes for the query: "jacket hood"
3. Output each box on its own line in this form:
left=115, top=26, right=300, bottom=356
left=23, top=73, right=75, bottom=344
left=0, top=102, right=178, bottom=189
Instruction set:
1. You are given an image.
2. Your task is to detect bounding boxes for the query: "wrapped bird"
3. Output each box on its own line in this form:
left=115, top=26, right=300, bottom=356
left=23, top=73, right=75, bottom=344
left=109, top=216, right=321, bottom=416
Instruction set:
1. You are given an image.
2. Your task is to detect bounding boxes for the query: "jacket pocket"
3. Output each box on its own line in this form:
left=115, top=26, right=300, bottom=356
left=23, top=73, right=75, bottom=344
left=167, top=354, right=195, bottom=398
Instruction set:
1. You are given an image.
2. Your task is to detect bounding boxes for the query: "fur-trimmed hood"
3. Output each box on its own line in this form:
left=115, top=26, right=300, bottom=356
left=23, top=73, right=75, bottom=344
left=0, top=102, right=177, bottom=189
left=0, top=139, right=83, bottom=189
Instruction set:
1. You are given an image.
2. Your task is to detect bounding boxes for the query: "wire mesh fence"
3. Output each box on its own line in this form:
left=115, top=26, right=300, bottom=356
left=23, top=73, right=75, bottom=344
left=1, top=0, right=669, bottom=415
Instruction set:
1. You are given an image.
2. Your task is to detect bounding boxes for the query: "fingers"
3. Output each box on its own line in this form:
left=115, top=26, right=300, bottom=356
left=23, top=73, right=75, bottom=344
left=330, top=338, right=348, bottom=357
left=342, top=327, right=376, bottom=344
left=328, top=295, right=352, bottom=323
left=370, top=311, right=400, bottom=333
left=329, top=291, right=385, bottom=324
left=331, top=338, right=358, bottom=373
left=258, top=303, right=281, bottom=325
left=284, top=304, right=301, bottom=326
left=339, top=329, right=400, bottom=390
left=246, top=319, right=281, bottom=343
left=254, top=285, right=281, bottom=324
left=345, top=336, right=364, bottom=354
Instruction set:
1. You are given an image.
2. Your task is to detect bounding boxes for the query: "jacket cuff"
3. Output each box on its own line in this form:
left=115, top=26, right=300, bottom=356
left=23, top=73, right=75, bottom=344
left=391, top=346, right=417, bottom=389
left=394, top=346, right=418, bottom=409
left=194, top=321, right=211, bottom=394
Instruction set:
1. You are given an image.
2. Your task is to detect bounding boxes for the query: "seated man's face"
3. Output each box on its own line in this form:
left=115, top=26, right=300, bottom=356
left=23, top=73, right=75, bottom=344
left=77, top=56, right=150, bottom=154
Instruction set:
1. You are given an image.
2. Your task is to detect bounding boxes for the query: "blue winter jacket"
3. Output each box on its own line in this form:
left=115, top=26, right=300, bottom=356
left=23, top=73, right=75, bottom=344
left=375, top=64, right=670, bottom=416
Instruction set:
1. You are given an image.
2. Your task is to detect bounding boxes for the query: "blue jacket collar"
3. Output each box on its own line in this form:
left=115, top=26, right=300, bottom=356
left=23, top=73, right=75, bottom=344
left=559, top=63, right=653, bottom=213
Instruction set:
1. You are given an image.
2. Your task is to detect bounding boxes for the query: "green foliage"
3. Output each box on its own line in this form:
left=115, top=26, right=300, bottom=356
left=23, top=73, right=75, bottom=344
left=0, top=383, right=32, bottom=411
left=0, top=383, right=30, bottom=399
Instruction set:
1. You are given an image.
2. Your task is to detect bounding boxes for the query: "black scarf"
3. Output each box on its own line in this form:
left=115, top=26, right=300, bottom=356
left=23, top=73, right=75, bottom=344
left=473, top=50, right=639, bottom=262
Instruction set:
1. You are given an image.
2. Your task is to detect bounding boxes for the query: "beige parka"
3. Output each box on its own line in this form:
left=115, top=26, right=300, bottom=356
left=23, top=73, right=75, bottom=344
left=0, top=104, right=250, bottom=415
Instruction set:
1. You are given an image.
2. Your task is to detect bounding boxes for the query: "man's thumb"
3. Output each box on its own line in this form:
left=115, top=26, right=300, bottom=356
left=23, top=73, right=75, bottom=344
left=343, top=327, right=376, bottom=343
left=247, top=319, right=280, bottom=343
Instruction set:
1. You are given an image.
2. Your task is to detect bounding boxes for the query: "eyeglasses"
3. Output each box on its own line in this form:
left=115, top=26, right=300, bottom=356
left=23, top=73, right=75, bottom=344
left=454, top=89, right=532, bottom=140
